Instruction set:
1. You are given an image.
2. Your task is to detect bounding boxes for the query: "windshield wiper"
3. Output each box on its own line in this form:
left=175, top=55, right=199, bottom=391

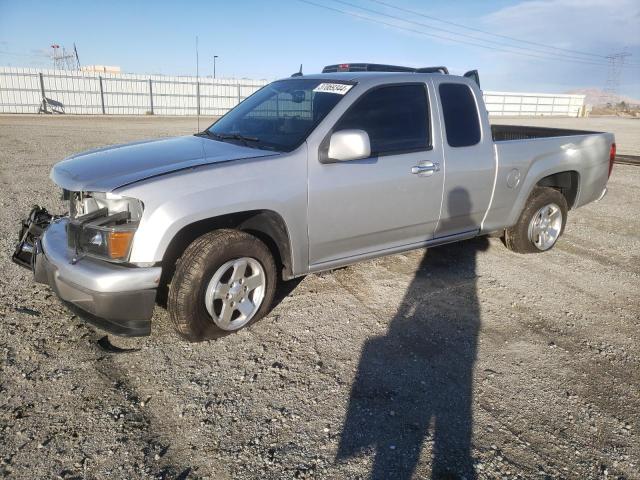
left=195, top=130, right=224, bottom=140
left=196, top=130, right=261, bottom=148
left=218, top=133, right=260, bottom=146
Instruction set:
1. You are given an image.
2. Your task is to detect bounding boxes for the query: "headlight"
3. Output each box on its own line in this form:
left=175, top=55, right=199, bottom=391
left=75, top=224, right=136, bottom=261
left=67, top=191, right=142, bottom=262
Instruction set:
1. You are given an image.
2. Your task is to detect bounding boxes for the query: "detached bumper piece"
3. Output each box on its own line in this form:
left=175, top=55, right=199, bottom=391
left=12, top=206, right=54, bottom=269
left=13, top=212, right=162, bottom=337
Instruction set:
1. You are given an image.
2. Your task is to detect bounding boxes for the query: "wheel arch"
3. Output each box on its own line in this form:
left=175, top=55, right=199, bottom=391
left=156, top=209, right=294, bottom=306
left=536, top=170, right=580, bottom=209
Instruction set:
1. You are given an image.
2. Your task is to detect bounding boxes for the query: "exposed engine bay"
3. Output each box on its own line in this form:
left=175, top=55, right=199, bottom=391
left=67, top=190, right=143, bottom=221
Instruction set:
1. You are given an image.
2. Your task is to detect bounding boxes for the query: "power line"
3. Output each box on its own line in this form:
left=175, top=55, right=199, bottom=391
left=366, top=0, right=607, bottom=60
left=294, top=0, right=623, bottom=69
left=296, top=0, right=609, bottom=67
left=330, top=0, right=617, bottom=66
left=365, top=0, right=640, bottom=68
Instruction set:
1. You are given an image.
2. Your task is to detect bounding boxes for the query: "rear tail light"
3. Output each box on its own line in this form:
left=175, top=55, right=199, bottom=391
left=608, top=143, right=616, bottom=178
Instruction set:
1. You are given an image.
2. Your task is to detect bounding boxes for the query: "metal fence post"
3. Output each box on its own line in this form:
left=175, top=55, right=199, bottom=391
left=39, top=72, right=47, bottom=113
left=196, top=81, right=201, bottom=116
left=148, top=79, right=154, bottom=114
left=98, top=76, right=106, bottom=114
left=237, top=83, right=241, bottom=106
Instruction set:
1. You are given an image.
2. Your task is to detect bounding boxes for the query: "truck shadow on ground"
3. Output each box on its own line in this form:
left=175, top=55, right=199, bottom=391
left=337, top=189, right=489, bottom=479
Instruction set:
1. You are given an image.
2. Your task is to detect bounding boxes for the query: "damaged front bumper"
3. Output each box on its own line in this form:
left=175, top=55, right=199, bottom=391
left=12, top=208, right=161, bottom=336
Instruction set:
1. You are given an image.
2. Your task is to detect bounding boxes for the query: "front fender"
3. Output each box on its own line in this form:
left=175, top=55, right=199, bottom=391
left=118, top=149, right=308, bottom=275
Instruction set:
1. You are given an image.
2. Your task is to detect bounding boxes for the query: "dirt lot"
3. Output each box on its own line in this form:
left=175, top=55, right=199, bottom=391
left=0, top=115, right=638, bottom=479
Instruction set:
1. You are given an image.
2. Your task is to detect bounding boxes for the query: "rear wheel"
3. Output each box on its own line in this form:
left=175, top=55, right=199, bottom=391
left=168, top=229, right=277, bottom=341
left=504, top=187, right=568, bottom=254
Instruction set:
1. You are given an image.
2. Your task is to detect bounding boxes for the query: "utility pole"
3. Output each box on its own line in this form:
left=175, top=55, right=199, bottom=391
left=213, top=55, right=219, bottom=79
left=196, top=35, right=200, bottom=131
left=604, top=51, right=631, bottom=106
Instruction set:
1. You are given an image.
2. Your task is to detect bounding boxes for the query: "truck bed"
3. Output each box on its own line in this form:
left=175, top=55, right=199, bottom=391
left=482, top=125, right=613, bottom=236
left=491, top=124, right=599, bottom=142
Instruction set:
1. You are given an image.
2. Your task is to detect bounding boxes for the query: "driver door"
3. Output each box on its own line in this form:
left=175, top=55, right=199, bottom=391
left=307, top=82, right=445, bottom=268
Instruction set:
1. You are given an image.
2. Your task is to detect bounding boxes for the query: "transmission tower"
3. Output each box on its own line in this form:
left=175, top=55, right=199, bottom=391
left=51, top=43, right=81, bottom=70
left=603, top=51, right=631, bottom=105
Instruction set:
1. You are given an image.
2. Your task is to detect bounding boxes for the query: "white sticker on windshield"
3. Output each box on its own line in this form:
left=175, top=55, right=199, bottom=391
left=313, top=83, right=353, bottom=95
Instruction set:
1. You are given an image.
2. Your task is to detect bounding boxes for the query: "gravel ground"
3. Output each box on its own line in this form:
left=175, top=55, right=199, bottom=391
left=0, top=115, right=638, bottom=479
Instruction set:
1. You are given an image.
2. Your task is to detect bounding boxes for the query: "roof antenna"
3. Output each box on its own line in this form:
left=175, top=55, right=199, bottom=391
left=195, top=35, right=200, bottom=132
left=291, top=64, right=303, bottom=77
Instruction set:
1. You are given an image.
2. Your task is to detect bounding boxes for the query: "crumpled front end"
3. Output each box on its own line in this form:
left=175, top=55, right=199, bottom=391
left=12, top=198, right=162, bottom=337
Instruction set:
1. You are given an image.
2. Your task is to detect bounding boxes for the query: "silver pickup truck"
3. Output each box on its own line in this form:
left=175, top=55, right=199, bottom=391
left=13, top=63, right=615, bottom=340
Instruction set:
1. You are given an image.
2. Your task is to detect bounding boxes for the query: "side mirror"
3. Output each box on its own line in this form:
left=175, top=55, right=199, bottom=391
left=328, top=129, right=371, bottom=162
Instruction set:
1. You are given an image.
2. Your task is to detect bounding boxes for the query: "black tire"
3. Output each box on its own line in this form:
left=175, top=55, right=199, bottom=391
left=503, top=186, right=568, bottom=254
left=168, top=229, right=277, bottom=341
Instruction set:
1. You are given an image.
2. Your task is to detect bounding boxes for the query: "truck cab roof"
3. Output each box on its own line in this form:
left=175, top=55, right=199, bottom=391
left=321, top=63, right=449, bottom=74
left=277, top=71, right=477, bottom=90
left=282, top=62, right=480, bottom=87
left=295, top=71, right=444, bottom=81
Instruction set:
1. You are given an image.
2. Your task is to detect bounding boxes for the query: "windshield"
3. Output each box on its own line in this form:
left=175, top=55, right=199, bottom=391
left=206, top=79, right=354, bottom=152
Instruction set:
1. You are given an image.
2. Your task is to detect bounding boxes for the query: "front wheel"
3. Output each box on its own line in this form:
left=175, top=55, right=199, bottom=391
left=504, top=187, right=568, bottom=254
left=168, top=229, right=277, bottom=341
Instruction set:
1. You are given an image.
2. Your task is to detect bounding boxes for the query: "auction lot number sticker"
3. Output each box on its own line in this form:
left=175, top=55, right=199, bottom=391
left=313, top=83, right=353, bottom=95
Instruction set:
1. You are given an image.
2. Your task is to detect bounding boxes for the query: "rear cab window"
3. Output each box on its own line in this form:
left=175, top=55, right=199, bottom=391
left=334, top=83, right=430, bottom=156
left=439, top=83, right=481, bottom=147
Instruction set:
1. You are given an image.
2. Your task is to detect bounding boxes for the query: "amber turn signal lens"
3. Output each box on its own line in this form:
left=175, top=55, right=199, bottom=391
left=108, top=230, right=134, bottom=259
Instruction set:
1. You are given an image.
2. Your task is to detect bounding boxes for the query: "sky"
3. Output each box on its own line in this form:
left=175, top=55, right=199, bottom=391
left=1, top=0, right=639, bottom=97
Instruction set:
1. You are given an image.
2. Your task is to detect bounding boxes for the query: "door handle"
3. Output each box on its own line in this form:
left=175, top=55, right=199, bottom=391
left=411, top=161, right=440, bottom=177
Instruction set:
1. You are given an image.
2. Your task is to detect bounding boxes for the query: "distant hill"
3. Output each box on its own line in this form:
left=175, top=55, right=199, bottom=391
left=565, top=88, right=640, bottom=106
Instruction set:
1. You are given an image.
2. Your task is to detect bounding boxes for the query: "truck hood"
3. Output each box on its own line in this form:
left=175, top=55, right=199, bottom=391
left=50, top=135, right=278, bottom=191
